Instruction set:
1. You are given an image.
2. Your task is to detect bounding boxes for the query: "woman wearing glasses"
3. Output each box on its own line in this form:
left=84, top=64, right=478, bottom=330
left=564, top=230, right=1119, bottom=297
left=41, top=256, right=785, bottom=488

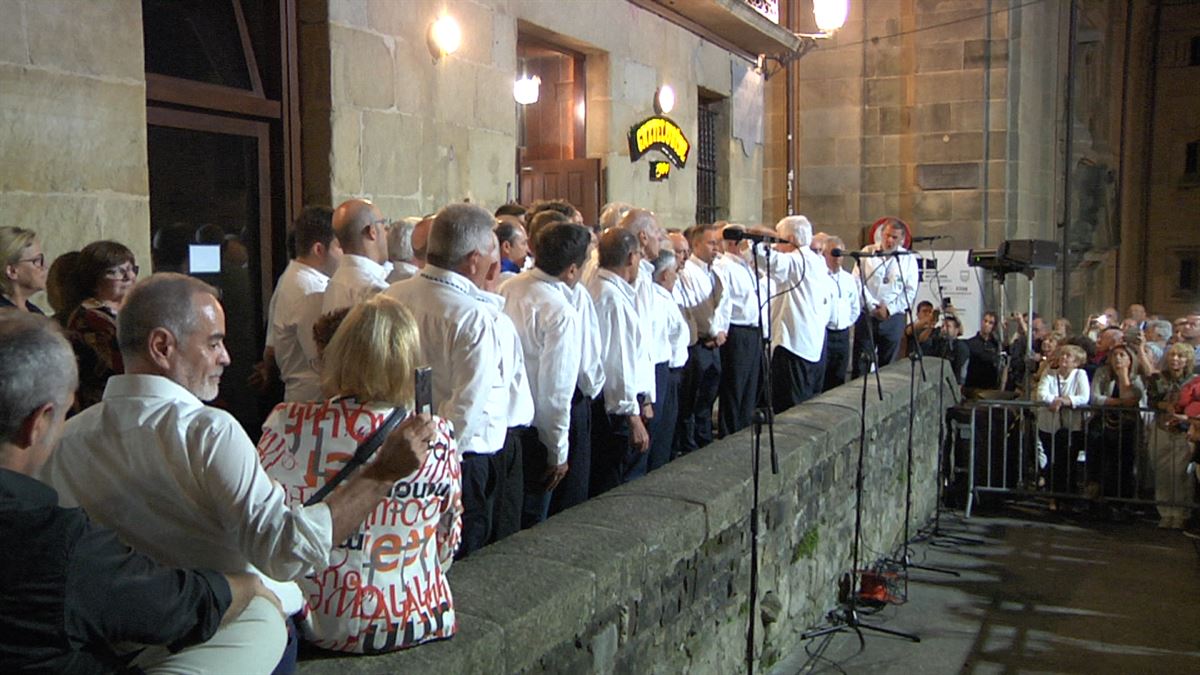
left=0, top=226, right=48, bottom=314
left=63, top=240, right=139, bottom=410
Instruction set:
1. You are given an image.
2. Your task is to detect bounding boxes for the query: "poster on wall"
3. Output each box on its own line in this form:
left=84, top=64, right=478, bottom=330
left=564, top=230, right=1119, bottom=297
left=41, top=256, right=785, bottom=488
left=628, top=115, right=690, bottom=182
left=913, top=249, right=986, bottom=336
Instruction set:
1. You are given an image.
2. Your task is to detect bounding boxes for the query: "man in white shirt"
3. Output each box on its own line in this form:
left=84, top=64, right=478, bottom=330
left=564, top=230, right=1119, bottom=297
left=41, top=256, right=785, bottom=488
left=385, top=217, right=421, bottom=283
left=41, top=273, right=433, bottom=671
left=322, top=198, right=390, bottom=314
left=383, top=203, right=503, bottom=557
left=852, top=218, right=918, bottom=377
left=262, top=206, right=341, bottom=402
left=675, top=223, right=730, bottom=454
left=587, top=228, right=654, bottom=496
left=648, top=249, right=687, bottom=471
left=499, top=223, right=590, bottom=524
left=715, top=224, right=765, bottom=437
left=815, top=234, right=861, bottom=391
left=750, top=216, right=835, bottom=412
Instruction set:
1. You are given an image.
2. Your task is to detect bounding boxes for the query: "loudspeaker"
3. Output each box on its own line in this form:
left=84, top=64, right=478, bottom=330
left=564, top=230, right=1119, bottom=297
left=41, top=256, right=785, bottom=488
left=999, top=239, right=1058, bottom=269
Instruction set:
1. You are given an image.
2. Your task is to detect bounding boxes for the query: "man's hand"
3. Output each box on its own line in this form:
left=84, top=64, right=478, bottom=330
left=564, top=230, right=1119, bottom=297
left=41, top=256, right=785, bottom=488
left=628, top=415, right=650, bottom=453
left=714, top=331, right=727, bottom=347
left=366, top=413, right=434, bottom=481
left=640, top=400, right=655, bottom=423
left=544, top=461, right=569, bottom=491
left=247, top=359, right=278, bottom=393
left=873, top=305, right=890, bottom=321
left=221, top=573, right=284, bottom=626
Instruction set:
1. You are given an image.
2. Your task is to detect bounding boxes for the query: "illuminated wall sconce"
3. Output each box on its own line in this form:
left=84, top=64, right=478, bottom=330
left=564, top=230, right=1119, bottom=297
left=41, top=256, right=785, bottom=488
left=813, top=0, right=849, bottom=33
left=655, top=84, right=675, bottom=115
left=427, top=14, right=462, bottom=62
left=513, top=75, right=541, bottom=105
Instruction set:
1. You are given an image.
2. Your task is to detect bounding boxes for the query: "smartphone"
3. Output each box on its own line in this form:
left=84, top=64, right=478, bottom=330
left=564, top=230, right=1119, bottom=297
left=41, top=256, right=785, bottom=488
left=941, top=297, right=952, bottom=309
left=414, top=366, right=433, bottom=416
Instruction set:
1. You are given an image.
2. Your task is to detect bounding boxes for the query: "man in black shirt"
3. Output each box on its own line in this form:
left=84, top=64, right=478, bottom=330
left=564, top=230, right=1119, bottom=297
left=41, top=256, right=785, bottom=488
left=0, top=312, right=284, bottom=673
left=929, top=314, right=971, bottom=385
left=964, top=311, right=1005, bottom=391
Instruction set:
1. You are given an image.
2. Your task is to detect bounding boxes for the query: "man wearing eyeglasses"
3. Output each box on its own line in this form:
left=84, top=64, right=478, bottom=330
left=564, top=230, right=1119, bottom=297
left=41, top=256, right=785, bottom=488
left=321, top=199, right=391, bottom=314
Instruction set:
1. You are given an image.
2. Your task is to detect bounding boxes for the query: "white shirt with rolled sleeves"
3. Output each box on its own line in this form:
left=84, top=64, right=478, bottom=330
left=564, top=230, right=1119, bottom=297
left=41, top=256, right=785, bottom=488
left=265, top=260, right=329, bottom=402
left=655, top=283, right=690, bottom=368
left=383, top=266, right=500, bottom=455
left=676, top=256, right=731, bottom=345
left=568, top=282, right=606, bottom=399
left=714, top=251, right=761, bottom=327
left=499, top=269, right=583, bottom=465
left=322, top=253, right=389, bottom=314
left=588, top=268, right=650, bottom=416
left=476, top=289, right=535, bottom=452
left=853, top=246, right=918, bottom=318
left=634, top=260, right=660, bottom=400
left=41, top=374, right=333, bottom=615
left=753, top=244, right=835, bottom=362
left=827, top=267, right=862, bottom=331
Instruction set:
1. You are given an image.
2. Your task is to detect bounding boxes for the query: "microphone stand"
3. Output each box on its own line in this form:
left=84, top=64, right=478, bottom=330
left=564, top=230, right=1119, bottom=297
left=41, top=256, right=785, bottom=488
left=802, top=249, right=918, bottom=646
left=745, top=240, right=779, bottom=674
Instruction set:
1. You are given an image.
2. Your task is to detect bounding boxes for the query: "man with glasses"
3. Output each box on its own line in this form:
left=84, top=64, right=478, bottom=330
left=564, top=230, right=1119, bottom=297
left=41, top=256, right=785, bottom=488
left=321, top=198, right=391, bottom=314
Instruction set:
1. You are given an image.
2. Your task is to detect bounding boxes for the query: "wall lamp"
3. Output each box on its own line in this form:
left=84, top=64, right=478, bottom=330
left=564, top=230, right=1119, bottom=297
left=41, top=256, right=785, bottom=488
left=655, top=84, right=676, bottom=114
left=514, top=74, right=541, bottom=105
left=427, top=14, right=462, bottom=62
left=756, top=0, right=848, bottom=80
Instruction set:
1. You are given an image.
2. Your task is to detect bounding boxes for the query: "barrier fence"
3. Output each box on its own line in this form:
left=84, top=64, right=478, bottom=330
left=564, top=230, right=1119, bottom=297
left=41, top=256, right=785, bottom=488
left=948, top=399, right=1196, bottom=521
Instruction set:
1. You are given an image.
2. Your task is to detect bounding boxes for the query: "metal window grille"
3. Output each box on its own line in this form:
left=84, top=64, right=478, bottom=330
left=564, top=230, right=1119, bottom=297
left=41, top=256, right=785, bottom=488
left=696, top=102, right=719, bottom=225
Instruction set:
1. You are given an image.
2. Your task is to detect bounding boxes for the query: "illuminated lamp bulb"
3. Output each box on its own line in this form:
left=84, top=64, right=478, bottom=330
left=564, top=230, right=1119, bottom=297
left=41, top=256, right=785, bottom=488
left=655, top=84, right=676, bottom=115
left=513, top=75, right=541, bottom=105
left=813, top=0, right=849, bottom=33
left=427, top=14, right=462, bottom=60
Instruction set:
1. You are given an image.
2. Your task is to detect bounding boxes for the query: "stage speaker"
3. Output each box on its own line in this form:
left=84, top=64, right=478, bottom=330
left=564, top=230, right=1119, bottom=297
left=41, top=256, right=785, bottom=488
left=999, top=239, right=1058, bottom=269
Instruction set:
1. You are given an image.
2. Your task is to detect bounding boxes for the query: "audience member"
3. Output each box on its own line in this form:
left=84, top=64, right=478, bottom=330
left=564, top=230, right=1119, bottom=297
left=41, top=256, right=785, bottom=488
left=322, top=198, right=390, bottom=313
left=385, top=217, right=421, bottom=283
left=902, top=300, right=937, bottom=358
left=1035, top=344, right=1090, bottom=506
left=41, top=273, right=432, bottom=672
left=45, top=250, right=79, bottom=324
left=1146, top=343, right=1196, bottom=529
left=930, top=314, right=970, bottom=385
left=63, top=240, right=138, bottom=410
left=1088, top=343, right=1146, bottom=502
left=258, top=295, right=461, bottom=652
left=1, top=227, right=47, bottom=314
left=495, top=202, right=527, bottom=219
left=963, top=311, right=1004, bottom=392
left=0, top=312, right=286, bottom=673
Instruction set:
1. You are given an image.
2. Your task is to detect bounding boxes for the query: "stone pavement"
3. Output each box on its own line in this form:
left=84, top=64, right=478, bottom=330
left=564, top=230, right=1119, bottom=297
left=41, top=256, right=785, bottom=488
left=771, top=505, right=1200, bottom=674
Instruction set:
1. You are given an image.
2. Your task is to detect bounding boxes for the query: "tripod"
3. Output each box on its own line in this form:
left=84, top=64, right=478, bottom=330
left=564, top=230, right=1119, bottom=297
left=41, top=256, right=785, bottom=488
left=802, top=249, right=919, bottom=645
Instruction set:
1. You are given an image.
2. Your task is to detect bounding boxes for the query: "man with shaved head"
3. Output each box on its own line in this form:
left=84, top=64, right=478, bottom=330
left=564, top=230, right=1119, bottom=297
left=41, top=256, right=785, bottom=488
left=410, top=215, right=433, bottom=269
left=322, top=198, right=391, bottom=313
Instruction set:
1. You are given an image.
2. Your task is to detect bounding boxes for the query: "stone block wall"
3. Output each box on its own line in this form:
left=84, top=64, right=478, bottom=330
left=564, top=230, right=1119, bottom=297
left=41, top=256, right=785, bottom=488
left=0, top=0, right=151, bottom=311
left=299, top=360, right=945, bottom=674
left=300, top=0, right=764, bottom=229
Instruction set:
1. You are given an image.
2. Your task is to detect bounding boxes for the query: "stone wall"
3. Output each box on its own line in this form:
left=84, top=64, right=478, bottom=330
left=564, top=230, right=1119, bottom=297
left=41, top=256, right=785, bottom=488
left=0, top=0, right=151, bottom=311
left=299, top=0, right=764, bottom=229
left=299, top=360, right=945, bottom=674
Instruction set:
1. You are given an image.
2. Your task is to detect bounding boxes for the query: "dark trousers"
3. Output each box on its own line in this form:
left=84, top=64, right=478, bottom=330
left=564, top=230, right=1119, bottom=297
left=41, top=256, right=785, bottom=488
left=589, top=396, right=649, bottom=497
left=719, top=324, right=763, bottom=437
left=1088, top=418, right=1139, bottom=500
left=456, top=431, right=522, bottom=559
left=518, top=427, right=552, bottom=529
left=549, top=389, right=592, bottom=516
left=821, top=327, right=851, bottom=392
left=676, top=343, right=721, bottom=455
left=852, top=313, right=904, bottom=377
left=1039, top=429, right=1081, bottom=495
left=647, top=362, right=676, bottom=472
left=771, top=345, right=824, bottom=414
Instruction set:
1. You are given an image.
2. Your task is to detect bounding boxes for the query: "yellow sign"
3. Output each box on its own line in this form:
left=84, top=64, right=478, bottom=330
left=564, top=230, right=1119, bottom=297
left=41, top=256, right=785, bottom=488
left=650, top=161, right=671, bottom=181
left=628, top=115, right=690, bottom=168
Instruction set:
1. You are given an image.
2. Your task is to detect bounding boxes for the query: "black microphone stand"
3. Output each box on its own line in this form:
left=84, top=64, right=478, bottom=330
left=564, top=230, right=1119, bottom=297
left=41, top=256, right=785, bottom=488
left=880, top=248, right=958, bottom=579
left=801, top=248, right=918, bottom=645
left=745, top=240, right=779, bottom=674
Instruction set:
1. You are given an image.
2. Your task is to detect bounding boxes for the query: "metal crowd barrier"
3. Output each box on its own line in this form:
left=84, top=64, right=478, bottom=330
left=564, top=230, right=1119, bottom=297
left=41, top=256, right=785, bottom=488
left=948, top=399, right=1196, bottom=519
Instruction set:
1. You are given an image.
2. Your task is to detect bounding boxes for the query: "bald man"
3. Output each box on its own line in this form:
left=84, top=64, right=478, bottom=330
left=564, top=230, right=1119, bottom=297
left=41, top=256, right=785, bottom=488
left=410, top=215, right=433, bottom=269
left=321, top=199, right=390, bottom=314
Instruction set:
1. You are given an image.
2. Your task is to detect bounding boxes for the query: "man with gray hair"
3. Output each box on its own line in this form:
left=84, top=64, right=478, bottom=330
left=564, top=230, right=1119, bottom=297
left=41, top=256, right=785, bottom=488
left=0, top=312, right=288, bottom=672
left=322, top=198, right=391, bottom=313
left=385, top=216, right=421, bottom=283
left=385, top=203, right=505, bottom=556
left=43, top=273, right=433, bottom=671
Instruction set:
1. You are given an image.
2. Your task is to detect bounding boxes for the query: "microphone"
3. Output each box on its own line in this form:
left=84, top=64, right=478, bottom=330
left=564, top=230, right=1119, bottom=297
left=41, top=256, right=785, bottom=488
left=831, top=248, right=918, bottom=258
left=911, top=235, right=949, bottom=243
left=723, top=229, right=787, bottom=244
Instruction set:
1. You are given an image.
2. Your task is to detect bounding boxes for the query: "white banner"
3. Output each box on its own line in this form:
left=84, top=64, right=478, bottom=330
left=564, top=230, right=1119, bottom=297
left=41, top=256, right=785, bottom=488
left=913, top=250, right=986, bottom=335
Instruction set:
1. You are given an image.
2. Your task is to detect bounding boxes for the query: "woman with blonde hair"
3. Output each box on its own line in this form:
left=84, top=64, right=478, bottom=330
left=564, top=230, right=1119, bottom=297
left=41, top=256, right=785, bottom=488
left=1089, top=344, right=1147, bottom=502
left=0, top=226, right=47, bottom=313
left=1146, top=343, right=1197, bottom=527
left=257, top=294, right=461, bottom=654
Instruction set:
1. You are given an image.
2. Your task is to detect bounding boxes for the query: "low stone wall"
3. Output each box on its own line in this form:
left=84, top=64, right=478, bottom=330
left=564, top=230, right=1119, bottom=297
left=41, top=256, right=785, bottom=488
left=300, top=360, right=946, bottom=674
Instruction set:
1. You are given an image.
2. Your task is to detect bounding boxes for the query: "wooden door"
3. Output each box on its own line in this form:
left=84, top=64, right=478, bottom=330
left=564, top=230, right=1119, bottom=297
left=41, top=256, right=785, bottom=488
left=519, top=158, right=602, bottom=225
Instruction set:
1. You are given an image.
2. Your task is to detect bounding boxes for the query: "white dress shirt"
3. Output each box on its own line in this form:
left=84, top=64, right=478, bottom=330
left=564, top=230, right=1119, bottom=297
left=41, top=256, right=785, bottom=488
left=588, top=268, right=649, bottom=415
left=41, top=374, right=333, bottom=614
left=385, top=259, right=420, bottom=284
left=714, top=251, right=761, bottom=327
left=656, top=283, right=690, bottom=368
left=676, top=256, right=731, bottom=345
left=634, top=259, right=660, bottom=399
left=827, top=267, right=862, bottom=331
left=265, top=260, right=328, bottom=402
left=499, top=269, right=583, bottom=465
left=854, top=246, right=919, bottom=317
left=384, top=266, right=499, bottom=455
left=754, top=244, right=835, bottom=362
left=568, top=281, right=606, bottom=399
left=322, top=253, right=389, bottom=314
left=477, top=289, right=535, bottom=451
